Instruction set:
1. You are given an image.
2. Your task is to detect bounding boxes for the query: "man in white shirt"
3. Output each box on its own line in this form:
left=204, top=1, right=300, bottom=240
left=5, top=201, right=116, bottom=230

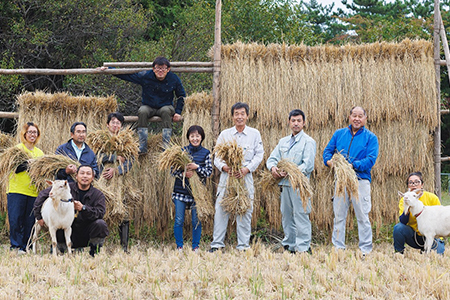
left=209, top=102, right=264, bottom=252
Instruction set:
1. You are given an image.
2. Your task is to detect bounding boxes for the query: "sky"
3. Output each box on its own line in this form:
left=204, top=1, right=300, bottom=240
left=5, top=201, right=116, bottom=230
left=315, top=0, right=347, bottom=11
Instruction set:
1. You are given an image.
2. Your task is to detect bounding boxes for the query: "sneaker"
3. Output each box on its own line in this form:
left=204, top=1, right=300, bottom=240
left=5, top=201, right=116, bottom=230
left=177, top=247, right=183, bottom=253
left=208, top=247, right=219, bottom=253
left=192, top=247, right=199, bottom=254
left=17, top=249, right=26, bottom=256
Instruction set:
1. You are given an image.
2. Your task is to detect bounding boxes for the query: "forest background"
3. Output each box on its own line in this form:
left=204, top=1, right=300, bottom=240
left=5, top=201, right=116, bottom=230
left=1, top=0, right=450, bottom=172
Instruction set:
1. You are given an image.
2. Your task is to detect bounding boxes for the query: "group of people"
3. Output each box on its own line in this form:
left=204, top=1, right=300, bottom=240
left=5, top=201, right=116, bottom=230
left=6, top=55, right=444, bottom=257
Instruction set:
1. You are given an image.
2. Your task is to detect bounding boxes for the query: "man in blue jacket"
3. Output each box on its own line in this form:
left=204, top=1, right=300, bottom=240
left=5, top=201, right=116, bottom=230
left=56, top=122, right=99, bottom=181
left=323, top=106, right=379, bottom=256
left=112, top=56, right=186, bottom=153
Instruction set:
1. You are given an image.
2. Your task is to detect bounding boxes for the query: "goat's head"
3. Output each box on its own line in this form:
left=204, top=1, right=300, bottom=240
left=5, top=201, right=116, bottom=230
left=398, top=189, right=423, bottom=213
left=47, top=180, right=71, bottom=201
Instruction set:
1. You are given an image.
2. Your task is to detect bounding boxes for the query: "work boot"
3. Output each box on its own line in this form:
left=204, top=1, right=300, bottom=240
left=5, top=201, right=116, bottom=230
left=137, top=127, right=148, bottom=154
left=89, top=237, right=105, bottom=257
left=162, top=128, right=172, bottom=150
left=118, top=220, right=130, bottom=253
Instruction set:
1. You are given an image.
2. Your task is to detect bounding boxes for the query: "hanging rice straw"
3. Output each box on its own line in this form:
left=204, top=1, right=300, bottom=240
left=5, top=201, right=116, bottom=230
left=28, top=154, right=80, bottom=191
left=331, top=152, right=359, bottom=199
left=0, top=146, right=32, bottom=185
left=213, top=140, right=251, bottom=216
left=188, top=177, right=214, bottom=223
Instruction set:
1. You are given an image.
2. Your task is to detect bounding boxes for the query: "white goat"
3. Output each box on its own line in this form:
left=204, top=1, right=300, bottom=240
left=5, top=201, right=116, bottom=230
left=33, top=180, right=74, bottom=256
left=399, top=189, right=450, bottom=254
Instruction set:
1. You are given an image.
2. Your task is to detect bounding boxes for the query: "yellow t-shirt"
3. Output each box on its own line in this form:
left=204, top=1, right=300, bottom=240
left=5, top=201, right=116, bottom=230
left=398, top=190, right=441, bottom=233
left=7, top=143, right=44, bottom=197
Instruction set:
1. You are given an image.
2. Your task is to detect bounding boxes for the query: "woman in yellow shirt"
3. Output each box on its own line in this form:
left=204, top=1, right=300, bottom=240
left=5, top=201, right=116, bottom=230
left=393, top=171, right=445, bottom=254
left=7, top=122, right=44, bottom=254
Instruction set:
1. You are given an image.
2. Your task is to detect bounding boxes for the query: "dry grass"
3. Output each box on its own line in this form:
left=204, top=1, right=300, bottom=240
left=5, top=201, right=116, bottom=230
left=214, top=140, right=251, bottom=216
left=0, top=146, right=31, bottom=186
left=331, top=152, right=359, bottom=200
left=278, top=159, right=313, bottom=210
left=216, top=39, right=437, bottom=233
left=86, top=127, right=139, bottom=162
left=28, top=154, right=80, bottom=191
left=16, top=91, right=117, bottom=154
left=3, top=242, right=449, bottom=299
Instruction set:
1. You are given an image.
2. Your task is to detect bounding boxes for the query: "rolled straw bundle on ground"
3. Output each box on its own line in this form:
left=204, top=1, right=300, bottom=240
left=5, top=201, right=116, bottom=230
left=0, top=146, right=32, bottom=186
left=331, top=152, right=359, bottom=199
left=213, top=140, right=251, bottom=216
left=158, top=144, right=214, bottom=222
left=28, top=154, right=80, bottom=191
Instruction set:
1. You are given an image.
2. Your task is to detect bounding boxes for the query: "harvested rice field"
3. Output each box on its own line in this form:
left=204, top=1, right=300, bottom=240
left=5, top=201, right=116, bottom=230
left=2, top=241, right=449, bottom=299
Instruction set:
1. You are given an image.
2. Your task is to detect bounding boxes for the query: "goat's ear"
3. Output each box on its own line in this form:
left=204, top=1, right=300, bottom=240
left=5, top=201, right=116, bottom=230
left=398, top=191, right=404, bottom=198
left=45, top=180, right=53, bottom=186
left=415, top=189, right=424, bottom=198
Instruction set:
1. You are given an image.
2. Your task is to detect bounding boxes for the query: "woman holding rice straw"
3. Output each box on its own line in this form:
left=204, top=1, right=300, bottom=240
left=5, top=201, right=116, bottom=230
left=266, top=109, right=316, bottom=254
left=171, top=125, right=212, bottom=253
left=323, top=106, right=379, bottom=258
left=7, top=122, right=44, bottom=254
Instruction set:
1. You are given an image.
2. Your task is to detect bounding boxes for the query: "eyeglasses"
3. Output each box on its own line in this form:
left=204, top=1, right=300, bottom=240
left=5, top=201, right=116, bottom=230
left=26, top=131, right=38, bottom=135
left=154, top=66, right=168, bottom=71
left=408, top=180, right=421, bottom=186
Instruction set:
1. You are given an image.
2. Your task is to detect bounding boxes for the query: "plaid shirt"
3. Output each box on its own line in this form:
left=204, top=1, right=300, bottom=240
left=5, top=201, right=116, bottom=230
left=172, top=154, right=212, bottom=203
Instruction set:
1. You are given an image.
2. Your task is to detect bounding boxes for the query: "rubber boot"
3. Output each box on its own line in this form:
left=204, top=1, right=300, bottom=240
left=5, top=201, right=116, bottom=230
left=162, top=128, right=172, bottom=150
left=89, top=237, right=105, bottom=257
left=137, top=127, right=148, bottom=154
left=119, top=220, right=130, bottom=253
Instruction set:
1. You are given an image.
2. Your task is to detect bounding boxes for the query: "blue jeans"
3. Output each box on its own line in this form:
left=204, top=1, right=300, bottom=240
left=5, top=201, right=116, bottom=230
left=7, top=193, right=36, bottom=251
left=173, top=199, right=201, bottom=249
left=393, top=222, right=445, bottom=254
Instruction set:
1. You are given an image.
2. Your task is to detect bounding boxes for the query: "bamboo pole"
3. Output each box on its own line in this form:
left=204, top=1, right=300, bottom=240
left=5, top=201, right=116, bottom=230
left=104, top=62, right=213, bottom=68
left=434, top=0, right=442, bottom=197
left=212, top=0, right=222, bottom=142
left=0, top=67, right=213, bottom=75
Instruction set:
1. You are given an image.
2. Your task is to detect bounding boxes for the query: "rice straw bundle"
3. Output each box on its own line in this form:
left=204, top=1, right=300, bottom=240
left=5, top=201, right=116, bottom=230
left=158, top=144, right=213, bottom=222
left=28, top=154, right=80, bottom=191
left=277, top=159, right=313, bottom=210
left=0, top=146, right=32, bottom=185
left=259, top=169, right=281, bottom=198
left=188, top=176, right=214, bottom=223
left=213, top=140, right=251, bottom=216
left=157, top=144, right=191, bottom=172
left=221, top=176, right=251, bottom=216
left=86, top=128, right=139, bottom=162
left=331, top=152, right=359, bottom=199
left=0, top=133, right=14, bottom=151
left=94, top=166, right=127, bottom=226
left=213, top=140, right=243, bottom=172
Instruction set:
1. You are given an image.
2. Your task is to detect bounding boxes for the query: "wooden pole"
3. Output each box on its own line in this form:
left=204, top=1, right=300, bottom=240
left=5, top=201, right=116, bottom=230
left=104, top=62, right=213, bottom=68
left=434, top=0, right=442, bottom=197
left=212, top=0, right=222, bottom=142
left=0, top=67, right=213, bottom=75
